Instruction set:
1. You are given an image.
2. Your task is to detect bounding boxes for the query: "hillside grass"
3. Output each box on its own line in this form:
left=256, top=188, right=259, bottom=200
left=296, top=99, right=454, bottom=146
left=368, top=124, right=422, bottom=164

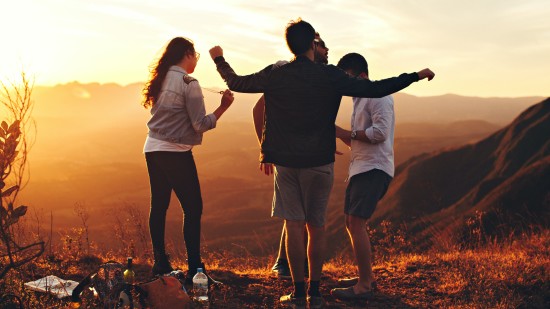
left=1, top=229, right=548, bottom=308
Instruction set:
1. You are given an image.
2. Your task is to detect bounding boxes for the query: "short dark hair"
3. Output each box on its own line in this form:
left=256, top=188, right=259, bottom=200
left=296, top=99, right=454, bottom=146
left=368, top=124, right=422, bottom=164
left=285, top=19, right=315, bottom=56
left=337, top=53, right=369, bottom=77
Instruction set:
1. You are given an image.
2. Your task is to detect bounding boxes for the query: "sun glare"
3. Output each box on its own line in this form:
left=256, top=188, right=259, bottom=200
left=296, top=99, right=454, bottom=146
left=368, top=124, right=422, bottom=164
left=0, top=57, right=41, bottom=90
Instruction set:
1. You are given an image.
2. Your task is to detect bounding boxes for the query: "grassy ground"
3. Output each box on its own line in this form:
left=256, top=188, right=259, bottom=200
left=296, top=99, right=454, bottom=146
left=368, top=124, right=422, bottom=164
left=1, top=231, right=548, bottom=308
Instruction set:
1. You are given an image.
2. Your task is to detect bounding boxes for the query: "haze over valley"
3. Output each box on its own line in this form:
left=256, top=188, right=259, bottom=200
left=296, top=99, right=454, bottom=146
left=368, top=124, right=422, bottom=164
left=19, top=82, right=546, bottom=255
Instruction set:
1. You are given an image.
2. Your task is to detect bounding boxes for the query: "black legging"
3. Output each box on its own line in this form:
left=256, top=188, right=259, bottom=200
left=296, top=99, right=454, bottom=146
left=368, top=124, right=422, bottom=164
left=145, top=151, right=202, bottom=269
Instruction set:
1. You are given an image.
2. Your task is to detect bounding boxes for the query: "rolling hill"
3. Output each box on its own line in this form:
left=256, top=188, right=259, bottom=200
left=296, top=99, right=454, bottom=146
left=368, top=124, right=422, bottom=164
left=373, top=98, right=550, bottom=247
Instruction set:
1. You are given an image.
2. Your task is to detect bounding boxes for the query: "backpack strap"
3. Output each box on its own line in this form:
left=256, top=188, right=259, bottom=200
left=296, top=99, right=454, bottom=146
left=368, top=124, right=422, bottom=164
left=130, top=284, right=149, bottom=308
left=71, top=272, right=93, bottom=303
left=71, top=260, right=121, bottom=303
left=0, top=294, right=23, bottom=309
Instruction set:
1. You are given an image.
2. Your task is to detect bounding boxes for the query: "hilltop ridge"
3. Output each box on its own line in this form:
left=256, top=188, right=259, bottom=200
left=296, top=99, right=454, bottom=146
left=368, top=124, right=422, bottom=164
left=373, top=98, right=550, bottom=245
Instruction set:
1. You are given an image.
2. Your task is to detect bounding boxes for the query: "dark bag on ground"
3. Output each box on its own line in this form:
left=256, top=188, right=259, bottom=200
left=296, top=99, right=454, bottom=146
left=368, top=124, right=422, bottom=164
left=138, top=275, right=191, bottom=309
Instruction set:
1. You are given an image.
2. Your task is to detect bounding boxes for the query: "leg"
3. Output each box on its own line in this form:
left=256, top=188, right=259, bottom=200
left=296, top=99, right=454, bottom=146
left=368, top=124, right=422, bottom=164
left=285, top=219, right=307, bottom=289
left=336, top=170, right=392, bottom=295
left=346, top=214, right=375, bottom=293
left=166, top=151, right=203, bottom=272
left=272, top=223, right=292, bottom=278
left=301, top=164, right=333, bottom=281
left=279, top=219, right=308, bottom=306
left=146, top=152, right=175, bottom=275
left=278, top=223, right=287, bottom=260
left=145, top=152, right=172, bottom=256
left=306, top=223, right=325, bottom=282
left=301, top=163, right=334, bottom=299
left=272, top=165, right=308, bottom=303
left=303, top=226, right=309, bottom=277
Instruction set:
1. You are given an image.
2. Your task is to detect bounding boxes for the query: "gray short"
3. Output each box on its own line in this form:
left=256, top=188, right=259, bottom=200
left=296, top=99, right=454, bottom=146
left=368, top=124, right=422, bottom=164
left=272, top=163, right=334, bottom=227
left=344, top=169, right=392, bottom=219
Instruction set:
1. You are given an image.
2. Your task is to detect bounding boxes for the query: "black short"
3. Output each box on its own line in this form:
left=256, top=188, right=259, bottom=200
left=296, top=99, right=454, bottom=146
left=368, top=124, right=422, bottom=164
left=344, top=169, right=392, bottom=219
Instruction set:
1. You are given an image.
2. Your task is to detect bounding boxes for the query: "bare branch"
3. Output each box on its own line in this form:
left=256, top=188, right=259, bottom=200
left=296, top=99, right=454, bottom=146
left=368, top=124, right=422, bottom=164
left=0, top=70, right=42, bottom=280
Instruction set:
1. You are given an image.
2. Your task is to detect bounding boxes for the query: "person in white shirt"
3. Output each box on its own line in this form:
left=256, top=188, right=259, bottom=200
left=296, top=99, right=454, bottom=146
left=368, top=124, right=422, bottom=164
left=331, top=53, right=395, bottom=300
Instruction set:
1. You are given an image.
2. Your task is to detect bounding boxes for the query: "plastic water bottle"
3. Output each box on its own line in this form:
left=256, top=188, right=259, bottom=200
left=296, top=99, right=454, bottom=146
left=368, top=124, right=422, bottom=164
left=193, top=268, right=209, bottom=306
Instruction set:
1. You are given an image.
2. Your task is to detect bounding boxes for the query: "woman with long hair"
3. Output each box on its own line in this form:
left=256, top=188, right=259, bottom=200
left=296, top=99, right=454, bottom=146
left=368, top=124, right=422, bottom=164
left=142, top=37, right=233, bottom=282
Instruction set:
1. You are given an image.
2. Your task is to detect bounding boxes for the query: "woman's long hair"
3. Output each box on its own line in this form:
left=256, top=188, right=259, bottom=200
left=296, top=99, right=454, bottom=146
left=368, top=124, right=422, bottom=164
left=142, top=37, right=194, bottom=109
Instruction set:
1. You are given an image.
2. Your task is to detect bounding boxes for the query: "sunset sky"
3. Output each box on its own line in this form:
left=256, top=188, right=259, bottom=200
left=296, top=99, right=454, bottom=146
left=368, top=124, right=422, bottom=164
left=1, top=0, right=549, bottom=97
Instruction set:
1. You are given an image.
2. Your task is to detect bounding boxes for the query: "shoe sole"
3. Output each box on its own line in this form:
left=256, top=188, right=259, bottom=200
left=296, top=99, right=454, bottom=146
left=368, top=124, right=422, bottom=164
left=337, top=278, right=377, bottom=290
left=272, top=269, right=292, bottom=279
left=331, top=287, right=374, bottom=301
left=280, top=302, right=305, bottom=309
left=280, top=300, right=306, bottom=308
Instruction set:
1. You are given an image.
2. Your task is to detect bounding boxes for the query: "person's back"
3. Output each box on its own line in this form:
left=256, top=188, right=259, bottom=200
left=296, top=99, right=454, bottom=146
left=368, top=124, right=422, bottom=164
left=349, top=95, right=395, bottom=178
left=262, top=57, right=340, bottom=167
left=214, top=49, right=426, bottom=169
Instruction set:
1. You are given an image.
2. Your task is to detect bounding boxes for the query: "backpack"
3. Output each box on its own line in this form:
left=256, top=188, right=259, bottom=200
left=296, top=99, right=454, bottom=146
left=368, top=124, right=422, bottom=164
left=71, top=261, right=128, bottom=308
left=137, top=275, right=191, bottom=309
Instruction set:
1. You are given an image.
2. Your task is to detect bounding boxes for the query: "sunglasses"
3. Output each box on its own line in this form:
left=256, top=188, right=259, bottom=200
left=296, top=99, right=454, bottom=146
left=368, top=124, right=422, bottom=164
left=315, top=40, right=327, bottom=49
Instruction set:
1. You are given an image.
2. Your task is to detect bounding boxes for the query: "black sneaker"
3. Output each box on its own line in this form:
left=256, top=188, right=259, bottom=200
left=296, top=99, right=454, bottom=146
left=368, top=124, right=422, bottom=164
left=307, top=295, right=325, bottom=309
left=280, top=293, right=306, bottom=308
left=152, top=253, right=174, bottom=276
left=272, top=259, right=291, bottom=279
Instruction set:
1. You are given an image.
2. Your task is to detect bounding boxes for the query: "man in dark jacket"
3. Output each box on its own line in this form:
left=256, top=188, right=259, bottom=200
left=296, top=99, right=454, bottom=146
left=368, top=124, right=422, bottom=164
left=253, top=32, right=330, bottom=281
left=210, top=19, right=434, bottom=308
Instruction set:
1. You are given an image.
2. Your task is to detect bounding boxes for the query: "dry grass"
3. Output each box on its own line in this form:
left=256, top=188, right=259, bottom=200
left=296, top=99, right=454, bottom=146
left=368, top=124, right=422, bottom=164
left=1, top=229, right=548, bottom=308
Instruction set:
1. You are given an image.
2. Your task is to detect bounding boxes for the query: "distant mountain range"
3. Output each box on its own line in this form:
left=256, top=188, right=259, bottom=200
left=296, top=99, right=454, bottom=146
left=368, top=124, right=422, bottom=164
left=32, top=82, right=542, bottom=125
left=373, top=98, right=550, bottom=247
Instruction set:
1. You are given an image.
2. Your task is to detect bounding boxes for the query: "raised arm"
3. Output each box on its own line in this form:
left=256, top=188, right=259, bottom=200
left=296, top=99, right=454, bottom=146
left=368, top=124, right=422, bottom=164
left=210, top=46, right=270, bottom=93
left=329, top=65, right=435, bottom=98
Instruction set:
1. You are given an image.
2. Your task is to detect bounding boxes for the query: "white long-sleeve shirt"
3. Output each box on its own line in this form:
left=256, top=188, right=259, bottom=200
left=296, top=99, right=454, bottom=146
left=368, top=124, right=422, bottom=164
left=349, top=95, right=395, bottom=178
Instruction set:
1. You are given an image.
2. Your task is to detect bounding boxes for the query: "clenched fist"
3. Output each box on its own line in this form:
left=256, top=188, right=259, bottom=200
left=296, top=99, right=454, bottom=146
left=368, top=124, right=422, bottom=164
left=417, top=68, right=435, bottom=81
left=209, top=46, right=224, bottom=60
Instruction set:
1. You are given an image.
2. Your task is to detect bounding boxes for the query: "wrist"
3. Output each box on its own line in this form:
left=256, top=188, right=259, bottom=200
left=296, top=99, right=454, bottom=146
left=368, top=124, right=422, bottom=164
left=214, top=56, right=225, bottom=64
